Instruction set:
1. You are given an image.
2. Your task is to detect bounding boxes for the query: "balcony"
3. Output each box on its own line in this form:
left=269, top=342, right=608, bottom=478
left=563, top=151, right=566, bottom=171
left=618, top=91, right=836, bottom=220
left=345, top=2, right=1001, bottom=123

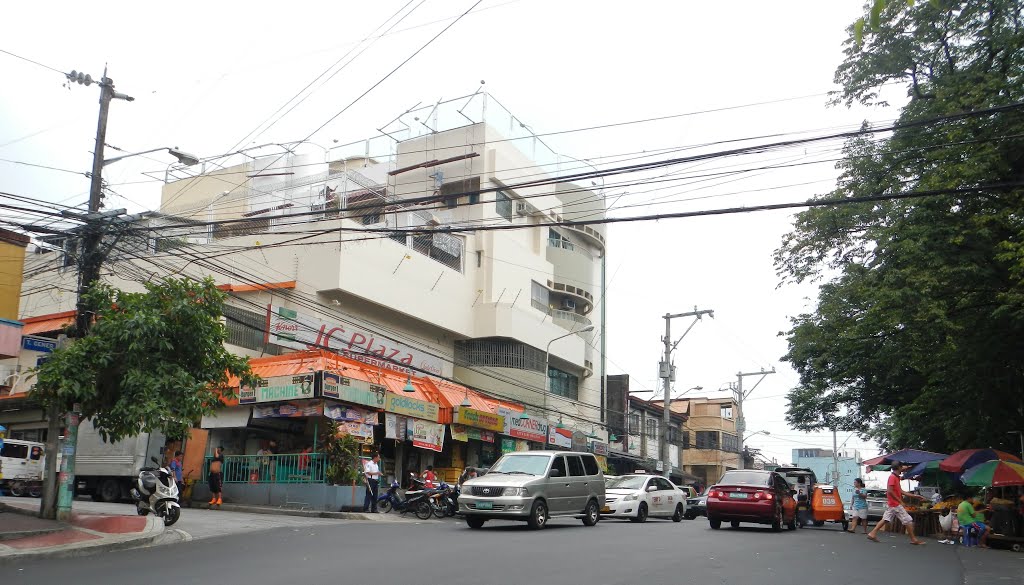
left=531, top=299, right=593, bottom=330
left=547, top=237, right=593, bottom=259
left=546, top=280, right=594, bottom=314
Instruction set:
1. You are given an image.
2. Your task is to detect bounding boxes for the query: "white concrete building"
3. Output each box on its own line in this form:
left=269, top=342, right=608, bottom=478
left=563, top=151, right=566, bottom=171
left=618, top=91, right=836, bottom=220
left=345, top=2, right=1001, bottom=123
left=11, top=94, right=610, bottom=443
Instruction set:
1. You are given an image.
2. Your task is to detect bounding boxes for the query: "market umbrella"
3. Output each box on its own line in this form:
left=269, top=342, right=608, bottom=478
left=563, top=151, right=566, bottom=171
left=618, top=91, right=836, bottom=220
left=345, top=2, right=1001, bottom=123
left=961, top=460, right=1024, bottom=487
left=903, top=460, right=942, bottom=480
left=862, top=449, right=947, bottom=467
left=939, top=449, right=1022, bottom=473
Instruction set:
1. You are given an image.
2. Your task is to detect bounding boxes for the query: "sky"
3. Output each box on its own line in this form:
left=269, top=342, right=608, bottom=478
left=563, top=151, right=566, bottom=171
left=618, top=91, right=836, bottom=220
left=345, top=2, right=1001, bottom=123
left=0, top=0, right=905, bottom=466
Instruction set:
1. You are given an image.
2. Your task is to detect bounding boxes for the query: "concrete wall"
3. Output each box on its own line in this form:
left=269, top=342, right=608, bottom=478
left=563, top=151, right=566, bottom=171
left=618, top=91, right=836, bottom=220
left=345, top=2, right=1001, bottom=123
left=0, top=230, right=29, bottom=320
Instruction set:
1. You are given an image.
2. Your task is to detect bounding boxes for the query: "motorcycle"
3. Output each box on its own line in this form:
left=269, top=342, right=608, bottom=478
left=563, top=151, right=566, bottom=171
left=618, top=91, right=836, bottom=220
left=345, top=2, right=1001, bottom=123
left=378, top=474, right=434, bottom=520
left=130, top=456, right=181, bottom=526
left=432, top=482, right=459, bottom=518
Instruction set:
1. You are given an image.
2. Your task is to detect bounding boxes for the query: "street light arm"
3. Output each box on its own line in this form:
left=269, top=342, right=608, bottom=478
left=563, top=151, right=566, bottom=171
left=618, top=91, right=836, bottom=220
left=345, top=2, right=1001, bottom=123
left=104, top=147, right=199, bottom=167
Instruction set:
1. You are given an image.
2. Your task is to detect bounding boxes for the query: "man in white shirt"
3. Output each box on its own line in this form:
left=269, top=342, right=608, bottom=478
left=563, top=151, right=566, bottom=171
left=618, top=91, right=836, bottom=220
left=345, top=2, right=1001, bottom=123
left=362, top=453, right=382, bottom=513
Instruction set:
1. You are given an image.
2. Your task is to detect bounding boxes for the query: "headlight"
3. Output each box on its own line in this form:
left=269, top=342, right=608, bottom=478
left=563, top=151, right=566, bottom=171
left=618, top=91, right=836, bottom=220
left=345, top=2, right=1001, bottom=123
left=504, top=487, right=528, bottom=497
left=623, top=493, right=639, bottom=502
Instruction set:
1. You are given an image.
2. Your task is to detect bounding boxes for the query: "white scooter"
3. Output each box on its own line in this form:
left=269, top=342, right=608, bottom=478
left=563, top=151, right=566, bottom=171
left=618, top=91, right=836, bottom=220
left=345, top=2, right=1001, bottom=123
left=131, top=456, right=181, bottom=526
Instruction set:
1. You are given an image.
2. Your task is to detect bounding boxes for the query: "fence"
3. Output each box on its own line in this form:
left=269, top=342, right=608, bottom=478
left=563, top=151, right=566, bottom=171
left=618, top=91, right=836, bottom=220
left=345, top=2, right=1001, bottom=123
left=203, top=453, right=327, bottom=484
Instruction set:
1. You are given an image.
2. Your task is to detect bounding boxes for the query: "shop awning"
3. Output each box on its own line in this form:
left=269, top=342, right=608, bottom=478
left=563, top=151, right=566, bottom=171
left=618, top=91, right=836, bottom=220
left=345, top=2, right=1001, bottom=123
left=20, top=311, right=75, bottom=336
left=200, top=405, right=252, bottom=428
left=430, top=378, right=522, bottom=415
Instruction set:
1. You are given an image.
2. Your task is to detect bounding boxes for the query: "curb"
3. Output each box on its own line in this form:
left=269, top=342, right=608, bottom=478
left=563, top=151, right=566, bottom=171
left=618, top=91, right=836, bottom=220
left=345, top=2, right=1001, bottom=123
left=211, top=502, right=428, bottom=522
left=0, top=510, right=165, bottom=566
left=0, top=528, right=65, bottom=542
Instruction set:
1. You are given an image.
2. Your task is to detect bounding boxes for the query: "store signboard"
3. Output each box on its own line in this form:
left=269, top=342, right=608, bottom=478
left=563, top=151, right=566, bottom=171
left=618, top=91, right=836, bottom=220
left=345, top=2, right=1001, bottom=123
left=321, top=373, right=385, bottom=408
left=385, top=393, right=439, bottom=422
left=453, top=407, right=505, bottom=433
left=468, top=427, right=495, bottom=443
left=411, top=419, right=444, bottom=452
left=323, top=403, right=378, bottom=425
left=266, top=305, right=446, bottom=376
left=496, top=407, right=548, bottom=443
left=500, top=437, right=517, bottom=454
left=590, top=441, right=608, bottom=456
left=450, top=424, right=470, bottom=442
left=240, top=374, right=315, bottom=404
left=252, top=400, right=321, bottom=419
left=548, top=426, right=573, bottom=449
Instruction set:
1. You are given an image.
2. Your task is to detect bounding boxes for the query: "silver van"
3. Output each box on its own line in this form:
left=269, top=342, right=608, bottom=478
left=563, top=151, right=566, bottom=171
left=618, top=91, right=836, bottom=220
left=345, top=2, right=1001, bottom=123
left=459, top=450, right=605, bottom=530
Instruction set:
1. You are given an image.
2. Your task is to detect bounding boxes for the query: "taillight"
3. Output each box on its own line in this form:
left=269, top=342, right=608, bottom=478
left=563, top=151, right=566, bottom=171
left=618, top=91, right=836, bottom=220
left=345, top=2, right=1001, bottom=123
left=753, top=491, right=774, bottom=500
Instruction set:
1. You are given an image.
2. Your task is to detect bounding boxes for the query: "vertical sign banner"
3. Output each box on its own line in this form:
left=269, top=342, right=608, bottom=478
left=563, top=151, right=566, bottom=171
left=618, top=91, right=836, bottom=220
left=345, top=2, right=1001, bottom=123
left=266, top=305, right=446, bottom=376
left=385, top=413, right=398, bottom=440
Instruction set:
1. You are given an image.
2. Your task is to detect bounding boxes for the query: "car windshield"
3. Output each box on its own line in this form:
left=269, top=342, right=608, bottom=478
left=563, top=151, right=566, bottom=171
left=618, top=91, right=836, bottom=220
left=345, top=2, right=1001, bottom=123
left=606, top=476, right=647, bottom=490
left=488, top=454, right=550, bottom=475
left=718, top=471, right=771, bottom=486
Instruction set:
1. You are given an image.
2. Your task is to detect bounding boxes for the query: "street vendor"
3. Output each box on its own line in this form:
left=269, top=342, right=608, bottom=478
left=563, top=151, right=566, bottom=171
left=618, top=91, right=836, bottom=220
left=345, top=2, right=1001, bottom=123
left=957, top=498, right=989, bottom=548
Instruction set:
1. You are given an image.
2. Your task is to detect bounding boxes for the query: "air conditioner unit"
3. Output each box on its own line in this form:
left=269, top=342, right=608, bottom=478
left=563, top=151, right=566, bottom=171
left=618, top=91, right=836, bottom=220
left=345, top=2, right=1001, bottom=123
left=515, top=202, right=529, bottom=216
left=561, top=298, right=576, bottom=311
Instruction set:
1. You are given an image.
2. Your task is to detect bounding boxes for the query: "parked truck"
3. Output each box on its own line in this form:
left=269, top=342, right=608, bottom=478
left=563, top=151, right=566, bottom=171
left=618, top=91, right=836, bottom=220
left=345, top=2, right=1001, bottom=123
left=74, top=421, right=166, bottom=502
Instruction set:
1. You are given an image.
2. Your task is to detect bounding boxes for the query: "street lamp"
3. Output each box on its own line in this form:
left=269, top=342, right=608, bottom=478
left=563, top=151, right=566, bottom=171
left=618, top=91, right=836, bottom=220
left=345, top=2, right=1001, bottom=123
left=543, top=325, right=595, bottom=437
left=105, top=147, right=199, bottom=167
left=743, top=430, right=771, bottom=442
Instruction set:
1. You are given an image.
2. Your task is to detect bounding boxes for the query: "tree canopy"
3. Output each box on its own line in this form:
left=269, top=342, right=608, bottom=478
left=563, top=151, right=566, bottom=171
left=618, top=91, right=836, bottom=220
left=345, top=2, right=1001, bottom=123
left=32, top=278, right=257, bottom=442
left=776, top=0, right=1024, bottom=452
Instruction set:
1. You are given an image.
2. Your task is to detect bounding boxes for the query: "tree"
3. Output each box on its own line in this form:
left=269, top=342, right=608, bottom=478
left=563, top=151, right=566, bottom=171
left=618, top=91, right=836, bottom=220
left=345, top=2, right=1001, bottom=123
left=32, top=277, right=256, bottom=517
left=776, top=0, right=1024, bottom=453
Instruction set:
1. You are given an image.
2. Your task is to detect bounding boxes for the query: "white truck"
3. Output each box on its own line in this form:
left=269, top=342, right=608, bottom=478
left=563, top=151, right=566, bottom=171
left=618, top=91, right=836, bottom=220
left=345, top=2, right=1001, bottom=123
left=0, top=438, right=45, bottom=497
left=74, top=421, right=166, bottom=502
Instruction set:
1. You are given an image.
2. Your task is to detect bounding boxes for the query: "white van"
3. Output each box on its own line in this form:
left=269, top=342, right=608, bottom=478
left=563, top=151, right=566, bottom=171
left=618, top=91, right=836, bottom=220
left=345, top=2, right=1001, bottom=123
left=0, top=439, right=45, bottom=496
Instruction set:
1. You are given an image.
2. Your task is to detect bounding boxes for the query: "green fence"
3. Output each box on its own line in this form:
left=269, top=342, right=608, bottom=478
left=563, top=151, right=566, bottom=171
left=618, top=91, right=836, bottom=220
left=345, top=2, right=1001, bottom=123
left=203, top=453, right=327, bottom=484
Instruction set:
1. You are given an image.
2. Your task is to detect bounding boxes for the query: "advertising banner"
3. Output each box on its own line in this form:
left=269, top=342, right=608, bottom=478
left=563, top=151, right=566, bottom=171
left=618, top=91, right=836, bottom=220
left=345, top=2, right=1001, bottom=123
left=320, top=372, right=386, bottom=408
left=590, top=441, right=609, bottom=456
left=497, top=407, right=548, bottom=442
left=500, top=437, right=517, bottom=454
left=385, top=393, right=439, bottom=422
left=411, top=419, right=444, bottom=452
left=453, top=407, right=505, bottom=432
left=336, top=421, right=375, bottom=442
left=548, top=426, right=573, bottom=449
left=468, top=428, right=495, bottom=443
left=266, top=305, right=446, bottom=376
left=323, top=403, right=378, bottom=424
left=385, top=413, right=398, bottom=440
left=252, top=400, right=322, bottom=419
left=240, top=374, right=315, bottom=404
left=450, top=424, right=470, bottom=442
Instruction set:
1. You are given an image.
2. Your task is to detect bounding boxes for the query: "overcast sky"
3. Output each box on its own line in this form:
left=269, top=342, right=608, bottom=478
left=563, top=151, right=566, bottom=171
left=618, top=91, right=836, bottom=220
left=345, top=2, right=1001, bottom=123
left=0, top=0, right=904, bottom=465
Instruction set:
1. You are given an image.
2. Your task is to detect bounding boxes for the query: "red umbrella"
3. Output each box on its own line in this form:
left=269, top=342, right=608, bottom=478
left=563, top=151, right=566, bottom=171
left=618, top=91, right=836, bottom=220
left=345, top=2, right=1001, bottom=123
left=939, top=448, right=1022, bottom=473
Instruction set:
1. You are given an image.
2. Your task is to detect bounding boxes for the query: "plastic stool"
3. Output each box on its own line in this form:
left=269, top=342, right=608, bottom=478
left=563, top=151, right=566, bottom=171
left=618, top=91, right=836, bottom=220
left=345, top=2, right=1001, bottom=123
left=960, top=525, right=979, bottom=547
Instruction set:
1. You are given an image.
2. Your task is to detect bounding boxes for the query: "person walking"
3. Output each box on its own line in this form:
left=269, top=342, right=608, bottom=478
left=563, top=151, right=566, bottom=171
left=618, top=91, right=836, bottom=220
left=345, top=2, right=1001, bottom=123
left=362, top=453, right=382, bottom=513
left=847, top=477, right=869, bottom=534
left=208, top=446, right=225, bottom=507
left=867, top=462, right=927, bottom=545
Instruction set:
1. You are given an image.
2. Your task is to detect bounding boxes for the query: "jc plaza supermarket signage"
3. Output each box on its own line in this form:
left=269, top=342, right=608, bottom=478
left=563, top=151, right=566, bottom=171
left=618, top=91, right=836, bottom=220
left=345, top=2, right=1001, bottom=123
left=266, top=305, right=446, bottom=376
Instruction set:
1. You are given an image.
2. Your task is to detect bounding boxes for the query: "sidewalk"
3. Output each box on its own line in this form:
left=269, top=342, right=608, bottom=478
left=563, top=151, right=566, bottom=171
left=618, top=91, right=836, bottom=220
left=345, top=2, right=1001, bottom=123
left=209, top=501, right=435, bottom=522
left=0, top=502, right=163, bottom=565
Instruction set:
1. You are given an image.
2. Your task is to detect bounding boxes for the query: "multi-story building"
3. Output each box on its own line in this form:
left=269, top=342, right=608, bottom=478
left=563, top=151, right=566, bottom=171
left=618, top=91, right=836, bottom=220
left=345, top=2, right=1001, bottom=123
left=0, top=228, right=29, bottom=364
left=666, top=395, right=742, bottom=487
left=792, top=448, right=863, bottom=506
left=5, top=93, right=610, bottom=474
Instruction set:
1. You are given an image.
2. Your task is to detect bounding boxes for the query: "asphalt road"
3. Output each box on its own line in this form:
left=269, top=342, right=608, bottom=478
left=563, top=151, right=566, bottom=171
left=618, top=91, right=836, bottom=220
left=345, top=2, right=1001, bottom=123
left=0, top=514, right=1012, bottom=585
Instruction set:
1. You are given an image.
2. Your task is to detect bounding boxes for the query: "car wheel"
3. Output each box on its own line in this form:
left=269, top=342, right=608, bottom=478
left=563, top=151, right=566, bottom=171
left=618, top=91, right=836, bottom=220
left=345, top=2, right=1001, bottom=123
left=630, top=502, right=649, bottom=523
left=466, top=516, right=486, bottom=529
left=672, top=504, right=684, bottom=522
left=710, top=518, right=722, bottom=530
left=582, top=499, right=600, bottom=526
left=414, top=501, right=433, bottom=520
left=164, top=506, right=181, bottom=527
left=97, top=479, right=122, bottom=503
left=731, top=520, right=740, bottom=529
left=842, top=521, right=849, bottom=532
left=772, top=506, right=783, bottom=532
left=527, top=500, right=548, bottom=530
left=379, top=499, right=393, bottom=514
left=787, top=514, right=797, bottom=531
left=684, top=511, right=696, bottom=520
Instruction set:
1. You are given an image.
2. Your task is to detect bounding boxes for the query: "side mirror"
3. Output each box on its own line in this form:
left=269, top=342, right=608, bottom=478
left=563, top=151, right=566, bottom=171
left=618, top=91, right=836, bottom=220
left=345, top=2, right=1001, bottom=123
left=550, top=468, right=564, bottom=478
left=151, top=456, right=159, bottom=464
left=647, top=485, right=659, bottom=492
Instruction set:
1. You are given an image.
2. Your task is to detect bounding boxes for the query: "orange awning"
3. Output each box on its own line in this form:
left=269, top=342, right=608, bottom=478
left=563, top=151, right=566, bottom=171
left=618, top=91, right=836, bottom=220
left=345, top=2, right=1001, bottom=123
left=20, top=310, right=75, bottom=336
left=430, top=378, right=523, bottom=415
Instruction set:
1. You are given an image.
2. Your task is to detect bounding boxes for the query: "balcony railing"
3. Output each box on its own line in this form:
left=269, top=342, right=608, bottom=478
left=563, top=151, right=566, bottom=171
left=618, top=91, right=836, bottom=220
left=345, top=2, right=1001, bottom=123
left=531, top=299, right=592, bottom=326
left=547, top=237, right=593, bottom=259
left=203, top=453, right=327, bottom=484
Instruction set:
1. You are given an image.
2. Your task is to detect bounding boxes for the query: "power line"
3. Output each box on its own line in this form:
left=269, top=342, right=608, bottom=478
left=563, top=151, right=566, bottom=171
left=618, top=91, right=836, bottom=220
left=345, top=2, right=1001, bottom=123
left=0, top=48, right=65, bottom=75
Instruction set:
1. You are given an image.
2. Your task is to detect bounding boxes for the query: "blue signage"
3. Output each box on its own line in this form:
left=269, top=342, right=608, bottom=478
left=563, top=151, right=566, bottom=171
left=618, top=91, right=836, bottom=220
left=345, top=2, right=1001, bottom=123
left=22, top=337, right=57, bottom=353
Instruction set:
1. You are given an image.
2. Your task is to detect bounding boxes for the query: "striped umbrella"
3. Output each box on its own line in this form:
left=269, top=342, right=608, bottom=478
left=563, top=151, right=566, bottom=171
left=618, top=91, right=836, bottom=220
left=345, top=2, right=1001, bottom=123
left=939, top=449, right=1022, bottom=473
left=961, top=460, right=1024, bottom=487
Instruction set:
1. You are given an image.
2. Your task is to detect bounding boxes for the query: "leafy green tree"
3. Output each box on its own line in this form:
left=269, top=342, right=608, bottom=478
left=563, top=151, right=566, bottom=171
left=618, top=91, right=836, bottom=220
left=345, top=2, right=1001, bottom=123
left=32, top=278, right=257, bottom=516
left=776, top=0, right=1024, bottom=453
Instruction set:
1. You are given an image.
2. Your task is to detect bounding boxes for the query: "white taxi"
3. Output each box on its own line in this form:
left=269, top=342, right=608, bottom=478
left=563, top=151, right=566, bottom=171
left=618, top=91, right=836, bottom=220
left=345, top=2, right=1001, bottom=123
left=603, top=474, right=686, bottom=522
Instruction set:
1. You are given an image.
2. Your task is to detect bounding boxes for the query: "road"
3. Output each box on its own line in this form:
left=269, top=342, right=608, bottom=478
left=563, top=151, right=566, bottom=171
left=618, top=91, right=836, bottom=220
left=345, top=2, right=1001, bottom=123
left=3, top=511, right=1011, bottom=585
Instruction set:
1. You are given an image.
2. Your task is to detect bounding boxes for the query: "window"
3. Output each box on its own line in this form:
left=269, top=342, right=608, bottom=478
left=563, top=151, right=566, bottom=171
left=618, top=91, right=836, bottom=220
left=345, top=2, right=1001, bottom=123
left=548, top=367, right=579, bottom=400
left=0, top=443, right=28, bottom=459
left=440, top=177, right=481, bottom=209
left=412, top=232, right=465, bottom=272
left=224, top=305, right=283, bottom=355
left=722, top=433, right=739, bottom=453
left=655, top=478, right=673, bottom=491
left=627, top=413, right=641, bottom=435
left=531, top=280, right=550, bottom=312
left=567, top=455, right=586, bottom=476
left=695, top=431, right=719, bottom=450
left=581, top=454, right=599, bottom=476
left=496, top=190, right=513, bottom=221
left=646, top=418, right=659, bottom=439
left=455, top=339, right=546, bottom=372
left=668, top=426, right=681, bottom=445
left=720, top=405, right=733, bottom=419
left=550, top=456, right=567, bottom=476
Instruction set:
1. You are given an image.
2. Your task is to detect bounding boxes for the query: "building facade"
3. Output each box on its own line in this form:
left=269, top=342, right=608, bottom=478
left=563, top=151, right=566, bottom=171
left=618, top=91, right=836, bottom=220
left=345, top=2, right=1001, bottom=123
left=673, top=396, right=742, bottom=487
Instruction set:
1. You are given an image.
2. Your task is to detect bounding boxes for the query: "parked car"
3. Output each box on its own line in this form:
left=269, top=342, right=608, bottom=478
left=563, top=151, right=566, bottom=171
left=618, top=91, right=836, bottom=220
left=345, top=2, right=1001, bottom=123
left=675, top=484, right=698, bottom=499
left=459, top=451, right=605, bottom=530
left=685, top=488, right=709, bottom=519
left=603, top=474, right=686, bottom=522
left=706, top=469, right=798, bottom=531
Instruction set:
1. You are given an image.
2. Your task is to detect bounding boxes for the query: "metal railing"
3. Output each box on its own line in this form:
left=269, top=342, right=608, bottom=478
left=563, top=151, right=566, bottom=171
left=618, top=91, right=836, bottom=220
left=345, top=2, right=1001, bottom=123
left=547, top=237, right=593, bottom=259
left=531, top=299, right=593, bottom=326
left=203, top=453, right=327, bottom=484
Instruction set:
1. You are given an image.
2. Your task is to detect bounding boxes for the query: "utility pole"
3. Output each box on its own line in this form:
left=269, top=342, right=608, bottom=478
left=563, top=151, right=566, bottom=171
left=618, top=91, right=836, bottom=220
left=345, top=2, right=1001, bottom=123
left=47, top=67, right=134, bottom=522
left=659, top=307, right=714, bottom=479
left=735, top=367, right=775, bottom=470
left=832, top=428, right=840, bottom=485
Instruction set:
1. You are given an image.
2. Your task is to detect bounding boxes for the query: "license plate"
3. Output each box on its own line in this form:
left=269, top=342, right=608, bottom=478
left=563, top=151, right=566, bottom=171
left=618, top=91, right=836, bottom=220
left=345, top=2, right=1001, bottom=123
left=823, top=497, right=836, bottom=506
left=729, top=492, right=748, bottom=499
left=476, top=501, right=493, bottom=510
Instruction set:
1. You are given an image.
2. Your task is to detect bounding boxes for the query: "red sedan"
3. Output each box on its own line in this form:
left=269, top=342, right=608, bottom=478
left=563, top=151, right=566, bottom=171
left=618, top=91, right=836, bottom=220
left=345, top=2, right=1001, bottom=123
left=706, top=469, right=798, bottom=531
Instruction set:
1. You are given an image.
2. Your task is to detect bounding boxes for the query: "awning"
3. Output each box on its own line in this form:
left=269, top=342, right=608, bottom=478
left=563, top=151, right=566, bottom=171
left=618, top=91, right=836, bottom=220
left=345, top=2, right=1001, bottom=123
left=20, top=311, right=75, bottom=336
left=200, top=406, right=252, bottom=429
